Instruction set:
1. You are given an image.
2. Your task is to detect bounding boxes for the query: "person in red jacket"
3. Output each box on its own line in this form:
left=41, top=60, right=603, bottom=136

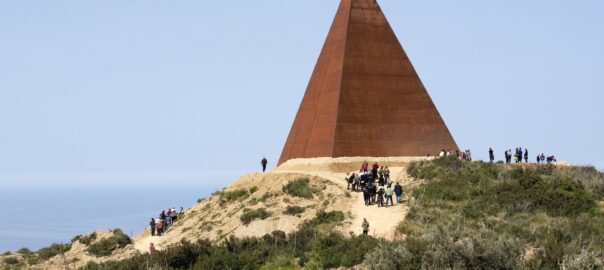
left=371, top=162, right=379, bottom=178
left=361, top=161, right=369, bottom=172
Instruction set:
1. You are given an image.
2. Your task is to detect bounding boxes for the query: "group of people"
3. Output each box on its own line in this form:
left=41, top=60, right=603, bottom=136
left=149, top=207, right=184, bottom=237
left=438, top=149, right=473, bottom=161
left=345, top=161, right=405, bottom=208
left=501, top=148, right=529, bottom=163
left=487, top=148, right=557, bottom=165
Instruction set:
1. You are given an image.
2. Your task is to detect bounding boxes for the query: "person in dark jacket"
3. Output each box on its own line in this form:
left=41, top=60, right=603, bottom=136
left=376, top=187, right=385, bottom=207
left=150, top=218, right=156, bottom=236
left=363, top=188, right=370, bottom=206
left=369, top=184, right=377, bottom=205
left=394, top=182, right=404, bottom=204
left=489, top=148, right=495, bottom=163
left=524, top=149, right=529, bottom=163
left=261, top=157, right=268, bottom=172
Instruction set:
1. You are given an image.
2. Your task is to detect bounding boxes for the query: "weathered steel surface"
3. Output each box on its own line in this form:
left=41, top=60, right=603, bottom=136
left=279, top=0, right=458, bottom=165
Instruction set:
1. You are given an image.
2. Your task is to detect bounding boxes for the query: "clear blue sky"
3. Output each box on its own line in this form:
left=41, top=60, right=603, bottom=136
left=1, top=1, right=603, bottom=187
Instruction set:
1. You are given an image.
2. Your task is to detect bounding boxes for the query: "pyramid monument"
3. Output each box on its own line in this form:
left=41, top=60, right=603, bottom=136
left=279, top=0, right=458, bottom=165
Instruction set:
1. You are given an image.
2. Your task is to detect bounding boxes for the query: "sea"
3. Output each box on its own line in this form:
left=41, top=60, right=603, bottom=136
left=0, top=185, right=224, bottom=252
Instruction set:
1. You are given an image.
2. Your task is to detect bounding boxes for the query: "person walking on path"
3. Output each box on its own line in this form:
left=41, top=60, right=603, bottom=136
left=150, top=218, right=156, bottom=237
left=149, top=243, right=156, bottom=253
left=489, top=148, right=495, bottom=163
left=157, top=220, right=164, bottom=236
left=362, top=218, right=370, bottom=235
left=394, top=182, right=404, bottom=204
left=261, top=157, right=268, bottom=173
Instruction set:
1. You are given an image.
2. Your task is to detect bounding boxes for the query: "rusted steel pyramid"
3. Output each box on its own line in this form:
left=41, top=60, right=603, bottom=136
left=279, top=0, right=458, bottom=165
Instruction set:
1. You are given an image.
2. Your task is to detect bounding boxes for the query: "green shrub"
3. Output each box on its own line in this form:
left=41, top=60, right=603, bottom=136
left=283, top=206, right=305, bottom=216
left=83, top=225, right=378, bottom=270
left=3, top=257, right=19, bottom=265
left=37, top=243, right=71, bottom=260
left=313, top=211, right=345, bottom=225
left=560, top=250, right=604, bottom=270
left=250, top=186, right=259, bottom=194
left=418, top=228, right=524, bottom=270
left=240, top=208, right=272, bottom=225
left=283, top=178, right=316, bottom=198
left=86, top=229, right=131, bottom=257
left=223, top=189, right=249, bottom=202
left=16, top=247, right=32, bottom=255
left=400, top=158, right=604, bottom=269
left=311, top=233, right=378, bottom=268
left=557, top=166, right=604, bottom=196
left=488, top=169, right=595, bottom=216
left=72, top=232, right=97, bottom=245
left=260, top=193, right=272, bottom=202
left=364, top=240, right=412, bottom=270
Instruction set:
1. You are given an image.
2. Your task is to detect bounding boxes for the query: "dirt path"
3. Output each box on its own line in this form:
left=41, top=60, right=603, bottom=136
left=276, top=168, right=409, bottom=239
left=132, top=167, right=412, bottom=253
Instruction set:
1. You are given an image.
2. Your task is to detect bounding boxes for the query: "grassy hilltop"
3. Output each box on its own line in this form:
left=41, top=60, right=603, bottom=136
left=2, top=157, right=603, bottom=270
left=77, top=157, right=603, bottom=270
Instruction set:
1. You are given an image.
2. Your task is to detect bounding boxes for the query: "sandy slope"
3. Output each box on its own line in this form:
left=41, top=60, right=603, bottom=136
left=15, top=157, right=425, bottom=268
left=132, top=157, right=424, bottom=253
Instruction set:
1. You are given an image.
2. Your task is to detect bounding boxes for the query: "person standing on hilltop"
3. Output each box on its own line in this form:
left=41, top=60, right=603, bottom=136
left=524, top=149, right=529, bottom=163
left=362, top=218, right=370, bottom=235
left=261, top=157, right=268, bottom=173
left=361, top=160, right=369, bottom=172
left=489, top=148, right=495, bottom=163
left=156, top=220, right=164, bottom=236
left=371, top=162, right=379, bottom=178
left=150, top=218, right=156, bottom=237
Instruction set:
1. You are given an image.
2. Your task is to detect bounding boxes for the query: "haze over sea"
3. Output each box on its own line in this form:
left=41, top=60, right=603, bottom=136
left=0, top=172, right=240, bottom=252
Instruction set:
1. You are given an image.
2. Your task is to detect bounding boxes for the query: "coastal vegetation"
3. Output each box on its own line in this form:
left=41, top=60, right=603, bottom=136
left=80, top=157, right=603, bottom=269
